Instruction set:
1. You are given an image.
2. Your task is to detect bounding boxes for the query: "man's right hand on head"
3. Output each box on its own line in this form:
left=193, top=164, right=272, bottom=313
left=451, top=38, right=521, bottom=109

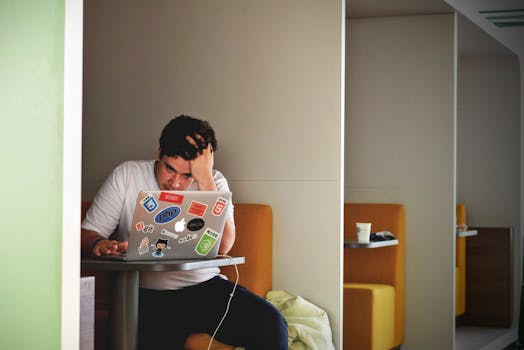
left=92, top=239, right=128, bottom=256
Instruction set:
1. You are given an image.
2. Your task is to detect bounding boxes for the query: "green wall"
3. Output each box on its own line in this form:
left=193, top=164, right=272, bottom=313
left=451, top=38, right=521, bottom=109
left=0, top=1, right=65, bottom=349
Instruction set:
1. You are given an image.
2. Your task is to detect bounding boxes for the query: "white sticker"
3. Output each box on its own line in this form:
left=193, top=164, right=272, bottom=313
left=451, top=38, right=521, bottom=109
left=178, top=233, right=198, bottom=244
left=160, top=228, right=179, bottom=239
left=174, top=218, right=186, bottom=233
left=138, top=237, right=150, bottom=255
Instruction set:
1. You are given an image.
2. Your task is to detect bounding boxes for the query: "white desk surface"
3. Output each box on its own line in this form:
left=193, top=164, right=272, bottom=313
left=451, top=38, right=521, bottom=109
left=344, top=239, right=398, bottom=249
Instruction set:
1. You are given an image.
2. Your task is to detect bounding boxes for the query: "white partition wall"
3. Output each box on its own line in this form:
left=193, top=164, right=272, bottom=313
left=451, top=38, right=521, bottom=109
left=456, top=41, right=521, bottom=349
left=83, top=1, right=344, bottom=347
left=445, top=15, right=524, bottom=339
left=457, top=55, right=520, bottom=227
left=345, top=14, right=456, bottom=350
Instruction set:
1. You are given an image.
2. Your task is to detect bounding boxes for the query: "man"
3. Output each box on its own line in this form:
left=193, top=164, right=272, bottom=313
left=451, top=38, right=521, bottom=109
left=81, top=115, right=288, bottom=349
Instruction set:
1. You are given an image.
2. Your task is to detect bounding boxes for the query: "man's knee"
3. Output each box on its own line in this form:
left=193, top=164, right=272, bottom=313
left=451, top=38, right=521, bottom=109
left=262, top=302, right=288, bottom=339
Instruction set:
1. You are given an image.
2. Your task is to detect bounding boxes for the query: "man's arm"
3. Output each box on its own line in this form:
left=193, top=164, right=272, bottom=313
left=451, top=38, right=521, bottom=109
left=218, top=216, right=235, bottom=255
left=81, top=228, right=128, bottom=256
left=193, top=174, right=236, bottom=254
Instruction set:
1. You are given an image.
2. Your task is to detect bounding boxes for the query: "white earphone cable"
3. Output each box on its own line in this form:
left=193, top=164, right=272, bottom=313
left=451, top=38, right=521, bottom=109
left=207, top=255, right=239, bottom=350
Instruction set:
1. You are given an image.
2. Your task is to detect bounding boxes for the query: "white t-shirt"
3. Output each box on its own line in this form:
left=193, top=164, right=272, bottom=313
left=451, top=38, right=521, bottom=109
left=81, top=160, right=234, bottom=290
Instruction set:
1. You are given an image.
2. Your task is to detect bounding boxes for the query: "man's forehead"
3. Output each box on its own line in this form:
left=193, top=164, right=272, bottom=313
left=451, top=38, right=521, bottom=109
left=163, top=156, right=191, bottom=173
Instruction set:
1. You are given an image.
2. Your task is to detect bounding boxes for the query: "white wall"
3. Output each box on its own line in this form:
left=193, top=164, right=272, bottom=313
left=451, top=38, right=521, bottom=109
left=457, top=54, right=520, bottom=227
left=83, top=0, right=344, bottom=347
left=346, top=14, right=455, bottom=350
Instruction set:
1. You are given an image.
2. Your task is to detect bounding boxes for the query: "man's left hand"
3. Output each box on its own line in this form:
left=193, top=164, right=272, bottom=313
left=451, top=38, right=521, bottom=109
left=186, top=135, right=216, bottom=191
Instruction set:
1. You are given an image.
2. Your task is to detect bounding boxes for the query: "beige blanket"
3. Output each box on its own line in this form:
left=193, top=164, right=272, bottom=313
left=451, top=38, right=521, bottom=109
left=266, top=290, right=336, bottom=350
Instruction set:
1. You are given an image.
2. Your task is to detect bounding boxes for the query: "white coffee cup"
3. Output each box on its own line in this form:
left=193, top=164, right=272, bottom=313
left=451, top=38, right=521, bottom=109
left=356, top=223, right=372, bottom=243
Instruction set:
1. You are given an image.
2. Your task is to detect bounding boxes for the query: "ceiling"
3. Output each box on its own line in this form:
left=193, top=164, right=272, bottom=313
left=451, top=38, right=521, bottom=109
left=346, top=0, right=524, bottom=56
left=458, top=13, right=512, bottom=56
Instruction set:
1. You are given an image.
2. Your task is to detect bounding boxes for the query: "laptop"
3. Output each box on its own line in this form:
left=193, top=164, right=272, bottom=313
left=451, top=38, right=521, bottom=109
left=99, top=190, right=232, bottom=261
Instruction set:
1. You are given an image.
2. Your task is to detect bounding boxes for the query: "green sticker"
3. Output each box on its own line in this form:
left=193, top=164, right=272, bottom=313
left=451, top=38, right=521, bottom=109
left=195, top=228, right=220, bottom=256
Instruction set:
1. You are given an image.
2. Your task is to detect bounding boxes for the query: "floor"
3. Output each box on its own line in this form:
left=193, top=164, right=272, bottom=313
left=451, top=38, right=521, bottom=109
left=456, top=326, right=519, bottom=350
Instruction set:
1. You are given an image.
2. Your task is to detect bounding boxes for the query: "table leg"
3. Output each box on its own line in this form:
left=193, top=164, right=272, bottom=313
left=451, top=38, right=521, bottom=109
left=113, top=271, right=139, bottom=350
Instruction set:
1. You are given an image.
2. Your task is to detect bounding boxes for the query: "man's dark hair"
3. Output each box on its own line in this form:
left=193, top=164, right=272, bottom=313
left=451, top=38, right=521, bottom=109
left=159, top=115, right=217, bottom=160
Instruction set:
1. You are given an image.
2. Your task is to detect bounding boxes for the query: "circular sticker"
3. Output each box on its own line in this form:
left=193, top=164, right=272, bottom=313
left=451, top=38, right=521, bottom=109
left=187, top=218, right=205, bottom=231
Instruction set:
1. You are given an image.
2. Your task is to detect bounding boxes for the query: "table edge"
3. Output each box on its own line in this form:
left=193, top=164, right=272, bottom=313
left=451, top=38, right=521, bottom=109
left=81, top=256, right=245, bottom=271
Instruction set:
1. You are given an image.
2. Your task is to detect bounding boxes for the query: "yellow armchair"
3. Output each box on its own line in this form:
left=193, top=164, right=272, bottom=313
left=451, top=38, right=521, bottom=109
left=456, top=204, right=467, bottom=317
left=344, top=203, right=405, bottom=350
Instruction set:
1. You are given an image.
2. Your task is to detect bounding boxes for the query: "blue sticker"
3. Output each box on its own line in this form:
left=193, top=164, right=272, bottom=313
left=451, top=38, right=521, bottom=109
left=154, top=206, right=181, bottom=224
left=187, top=218, right=205, bottom=231
left=140, top=194, right=158, bottom=213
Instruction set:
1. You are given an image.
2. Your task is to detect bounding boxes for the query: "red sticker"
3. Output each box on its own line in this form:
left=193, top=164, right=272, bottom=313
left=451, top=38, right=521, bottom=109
left=136, top=221, right=145, bottom=231
left=188, top=201, right=208, bottom=217
left=212, top=197, right=228, bottom=216
left=159, top=192, right=184, bottom=204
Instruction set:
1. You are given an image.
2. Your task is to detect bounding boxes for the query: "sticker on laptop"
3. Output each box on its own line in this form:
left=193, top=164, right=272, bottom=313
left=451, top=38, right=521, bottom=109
left=136, top=221, right=154, bottom=234
left=195, top=228, right=221, bottom=256
left=140, top=194, right=158, bottom=213
left=187, top=201, right=208, bottom=217
left=212, top=197, right=228, bottom=216
left=138, top=237, right=150, bottom=255
left=174, top=218, right=186, bottom=233
left=187, top=218, right=205, bottom=231
left=154, top=206, right=181, bottom=224
left=142, top=224, right=154, bottom=234
left=178, top=233, right=198, bottom=244
left=159, top=192, right=184, bottom=204
left=152, top=238, right=170, bottom=258
left=160, top=228, right=179, bottom=239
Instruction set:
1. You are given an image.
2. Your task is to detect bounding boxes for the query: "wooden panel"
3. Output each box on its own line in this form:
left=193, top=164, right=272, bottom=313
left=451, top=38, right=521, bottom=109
left=460, top=227, right=512, bottom=327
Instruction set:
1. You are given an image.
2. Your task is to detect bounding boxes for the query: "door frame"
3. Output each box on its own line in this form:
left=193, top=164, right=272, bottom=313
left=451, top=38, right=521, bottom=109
left=61, top=0, right=83, bottom=348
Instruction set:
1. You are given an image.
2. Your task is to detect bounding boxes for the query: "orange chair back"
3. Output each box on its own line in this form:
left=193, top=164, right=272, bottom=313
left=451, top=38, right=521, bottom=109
left=456, top=204, right=467, bottom=269
left=456, top=204, right=467, bottom=316
left=221, top=203, right=273, bottom=298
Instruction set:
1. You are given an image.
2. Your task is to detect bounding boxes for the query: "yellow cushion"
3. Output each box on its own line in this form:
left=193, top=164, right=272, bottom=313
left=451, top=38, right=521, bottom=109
left=344, top=283, right=395, bottom=350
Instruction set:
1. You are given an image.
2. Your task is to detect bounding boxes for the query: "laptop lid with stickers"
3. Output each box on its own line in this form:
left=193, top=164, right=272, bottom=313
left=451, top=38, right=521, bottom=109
left=112, top=190, right=231, bottom=261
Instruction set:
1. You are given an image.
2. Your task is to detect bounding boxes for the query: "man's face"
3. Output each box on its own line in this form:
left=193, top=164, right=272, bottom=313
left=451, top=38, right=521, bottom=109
left=155, top=155, right=195, bottom=190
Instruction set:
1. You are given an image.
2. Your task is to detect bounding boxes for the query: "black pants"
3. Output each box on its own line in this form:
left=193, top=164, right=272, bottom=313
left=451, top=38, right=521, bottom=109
left=137, top=276, right=288, bottom=350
